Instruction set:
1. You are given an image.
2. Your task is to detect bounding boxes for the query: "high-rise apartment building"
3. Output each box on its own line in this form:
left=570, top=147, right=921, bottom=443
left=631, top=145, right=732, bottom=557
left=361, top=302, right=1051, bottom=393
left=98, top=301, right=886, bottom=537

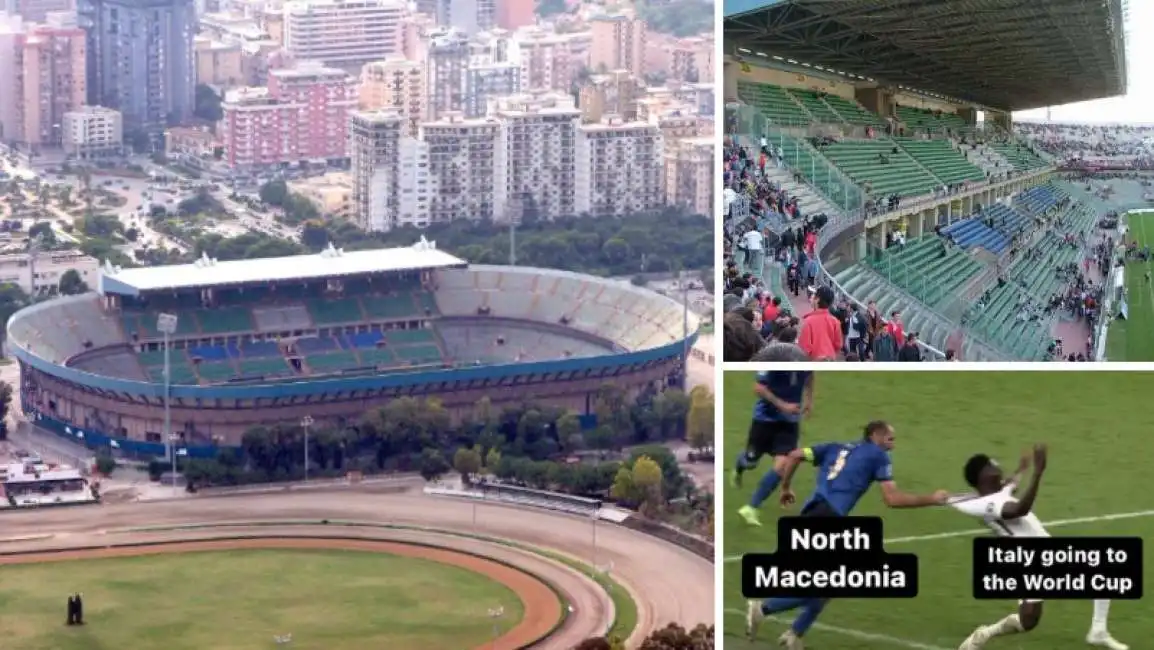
left=433, top=0, right=491, bottom=36
left=577, top=70, right=639, bottom=123
left=420, top=113, right=498, bottom=224
left=590, top=14, right=645, bottom=79
left=491, top=92, right=579, bottom=222
left=575, top=119, right=662, bottom=216
left=426, top=29, right=469, bottom=119
left=5, top=0, right=73, bottom=23
left=514, top=26, right=589, bottom=93
left=464, top=57, right=520, bottom=118
left=670, top=36, right=711, bottom=83
left=282, top=0, right=407, bottom=72
left=358, top=56, right=425, bottom=136
left=494, top=0, right=532, bottom=30
left=350, top=110, right=433, bottom=231
left=80, top=0, right=195, bottom=136
left=220, top=61, right=356, bottom=169
left=664, top=136, right=711, bottom=216
left=0, top=12, right=86, bottom=148
left=62, top=105, right=122, bottom=158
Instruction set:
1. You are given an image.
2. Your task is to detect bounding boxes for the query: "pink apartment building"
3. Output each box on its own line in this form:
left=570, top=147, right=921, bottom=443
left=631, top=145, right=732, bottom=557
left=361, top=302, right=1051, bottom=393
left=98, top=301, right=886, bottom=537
left=221, top=61, right=357, bottom=169
left=0, top=13, right=85, bottom=149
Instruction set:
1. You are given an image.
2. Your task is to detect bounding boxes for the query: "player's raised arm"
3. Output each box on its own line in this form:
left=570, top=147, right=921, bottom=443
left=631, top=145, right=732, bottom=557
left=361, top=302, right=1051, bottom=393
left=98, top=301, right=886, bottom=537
left=1001, top=444, right=1047, bottom=520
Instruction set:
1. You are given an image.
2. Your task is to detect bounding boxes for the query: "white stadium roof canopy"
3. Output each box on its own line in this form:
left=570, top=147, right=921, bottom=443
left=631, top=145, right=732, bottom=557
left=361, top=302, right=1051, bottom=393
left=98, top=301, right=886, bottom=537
left=98, top=240, right=467, bottom=295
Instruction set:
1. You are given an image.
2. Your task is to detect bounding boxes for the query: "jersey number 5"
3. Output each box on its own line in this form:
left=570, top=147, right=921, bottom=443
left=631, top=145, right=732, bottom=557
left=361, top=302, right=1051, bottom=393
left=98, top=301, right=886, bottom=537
left=827, top=449, right=850, bottom=480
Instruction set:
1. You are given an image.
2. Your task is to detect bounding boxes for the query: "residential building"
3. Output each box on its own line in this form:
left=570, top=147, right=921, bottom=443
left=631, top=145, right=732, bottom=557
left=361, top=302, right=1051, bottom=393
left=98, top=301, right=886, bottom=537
left=282, top=0, right=407, bottom=72
left=664, top=136, right=711, bottom=216
left=425, top=28, right=469, bottom=119
left=670, top=36, right=711, bottom=83
left=575, top=118, right=662, bottom=216
left=62, top=105, right=122, bottom=158
left=349, top=110, right=432, bottom=231
left=5, top=0, right=73, bottom=23
left=358, top=56, right=425, bottom=136
left=514, top=26, right=589, bottom=93
left=420, top=112, right=498, bottom=224
left=194, top=36, right=244, bottom=87
left=490, top=92, right=579, bottom=222
left=434, top=0, right=492, bottom=36
left=465, top=61, right=520, bottom=118
left=577, top=70, right=638, bottom=123
left=220, top=61, right=356, bottom=169
left=289, top=172, right=353, bottom=217
left=165, top=125, right=218, bottom=157
left=494, top=0, right=532, bottom=30
left=589, top=14, right=645, bottom=79
left=4, top=12, right=87, bottom=149
left=80, top=0, right=195, bottom=136
left=0, top=250, right=99, bottom=295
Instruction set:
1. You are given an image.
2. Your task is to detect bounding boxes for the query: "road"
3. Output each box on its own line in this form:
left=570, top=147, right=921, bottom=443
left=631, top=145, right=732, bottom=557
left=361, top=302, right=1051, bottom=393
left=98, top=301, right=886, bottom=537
left=0, top=489, right=715, bottom=647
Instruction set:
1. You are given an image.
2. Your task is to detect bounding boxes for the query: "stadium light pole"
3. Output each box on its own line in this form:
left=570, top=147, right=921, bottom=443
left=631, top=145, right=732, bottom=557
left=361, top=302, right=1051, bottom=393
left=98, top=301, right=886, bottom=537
left=157, top=313, right=178, bottom=496
left=300, top=414, right=313, bottom=482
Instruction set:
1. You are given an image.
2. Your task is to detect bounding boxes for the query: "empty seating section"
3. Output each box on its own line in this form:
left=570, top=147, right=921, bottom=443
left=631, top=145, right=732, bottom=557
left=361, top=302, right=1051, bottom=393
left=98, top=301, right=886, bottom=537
left=297, top=336, right=337, bottom=353
left=188, top=345, right=230, bottom=361
left=359, top=348, right=396, bottom=365
left=252, top=305, right=312, bottom=331
left=240, top=341, right=280, bottom=357
left=362, top=294, right=418, bottom=320
left=990, top=142, right=1047, bottom=170
left=1014, top=185, right=1059, bottom=215
left=415, top=291, right=438, bottom=315
left=896, top=106, right=944, bottom=130
left=821, top=139, right=939, bottom=196
left=822, top=94, right=885, bottom=126
left=393, top=344, right=443, bottom=364
left=198, top=362, right=236, bottom=382
left=125, top=311, right=198, bottom=337
left=787, top=89, right=840, bottom=123
left=238, top=357, right=290, bottom=377
left=736, top=81, right=810, bottom=124
left=869, top=237, right=982, bottom=307
left=439, top=323, right=609, bottom=364
left=345, top=331, right=383, bottom=348
left=197, top=307, right=254, bottom=334
left=894, top=138, right=985, bottom=185
left=307, top=298, right=363, bottom=325
left=306, top=350, right=359, bottom=372
left=386, top=329, right=435, bottom=345
left=942, top=219, right=1010, bottom=255
left=982, top=204, right=1030, bottom=236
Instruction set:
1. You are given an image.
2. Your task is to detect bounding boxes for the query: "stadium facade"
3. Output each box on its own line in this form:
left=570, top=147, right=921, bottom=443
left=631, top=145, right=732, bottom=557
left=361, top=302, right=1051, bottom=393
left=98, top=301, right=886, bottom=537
left=7, top=240, right=697, bottom=457
left=725, top=0, right=1127, bottom=361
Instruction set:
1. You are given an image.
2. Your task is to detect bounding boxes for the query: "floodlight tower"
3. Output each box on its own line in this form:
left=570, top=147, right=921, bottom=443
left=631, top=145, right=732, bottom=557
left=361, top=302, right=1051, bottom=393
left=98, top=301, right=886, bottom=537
left=156, top=312, right=178, bottom=495
left=300, top=414, right=313, bottom=482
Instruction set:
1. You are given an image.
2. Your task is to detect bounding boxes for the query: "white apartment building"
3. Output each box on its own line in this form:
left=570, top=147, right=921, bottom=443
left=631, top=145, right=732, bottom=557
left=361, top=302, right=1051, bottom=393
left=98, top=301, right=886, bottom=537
left=465, top=63, right=520, bottom=118
left=0, top=250, right=99, bottom=295
left=62, top=106, right=123, bottom=159
left=419, top=112, right=499, bottom=224
left=664, top=136, right=712, bottom=216
left=426, top=28, right=470, bottom=118
left=282, top=0, right=407, bottom=71
left=575, top=118, right=663, bottom=216
left=514, top=26, right=590, bottom=93
left=349, top=110, right=433, bottom=231
left=490, top=92, right=579, bottom=222
left=359, top=56, right=426, bottom=136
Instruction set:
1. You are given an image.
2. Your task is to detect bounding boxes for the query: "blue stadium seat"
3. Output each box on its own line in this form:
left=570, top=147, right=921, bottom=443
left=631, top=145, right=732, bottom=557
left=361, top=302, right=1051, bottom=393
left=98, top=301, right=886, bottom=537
left=942, top=219, right=1009, bottom=255
left=188, top=345, right=230, bottom=361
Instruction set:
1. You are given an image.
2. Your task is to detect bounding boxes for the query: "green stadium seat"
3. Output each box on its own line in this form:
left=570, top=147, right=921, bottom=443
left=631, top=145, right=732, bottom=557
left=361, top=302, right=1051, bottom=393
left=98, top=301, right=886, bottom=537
left=786, top=89, right=840, bottom=123
left=736, top=81, right=812, bottom=125
left=358, top=347, right=396, bottom=366
left=821, top=138, right=940, bottom=197
left=990, top=142, right=1048, bottom=171
left=197, top=362, right=237, bottom=382
left=237, top=357, right=291, bottom=377
left=307, top=298, right=364, bottom=325
left=868, top=237, right=982, bottom=308
left=822, top=94, right=885, bottom=126
left=196, top=307, right=255, bottom=335
left=414, top=291, right=438, bottom=315
left=361, top=295, right=419, bottom=320
left=894, top=138, right=986, bottom=186
left=306, top=351, right=360, bottom=372
left=393, top=344, right=443, bottom=364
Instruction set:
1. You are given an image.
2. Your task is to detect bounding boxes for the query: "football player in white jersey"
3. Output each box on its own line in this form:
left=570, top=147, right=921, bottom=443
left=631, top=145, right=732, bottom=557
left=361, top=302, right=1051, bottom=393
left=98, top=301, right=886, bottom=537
left=951, top=445, right=1127, bottom=650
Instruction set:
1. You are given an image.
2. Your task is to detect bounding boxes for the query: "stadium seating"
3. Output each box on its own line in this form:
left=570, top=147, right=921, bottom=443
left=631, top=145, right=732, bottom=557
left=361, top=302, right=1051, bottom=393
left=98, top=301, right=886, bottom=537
left=344, top=331, right=383, bottom=348
left=942, top=219, right=1010, bottom=255
left=1013, top=185, right=1060, bottom=216
left=736, top=81, right=811, bottom=124
left=240, top=340, right=281, bottom=357
left=307, top=298, right=363, bottom=325
left=787, top=88, right=841, bottom=123
left=867, top=237, right=983, bottom=307
left=237, top=357, right=291, bottom=377
left=362, top=294, right=419, bottom=320
left=305, top=350, right=360, bottom=372
left=821, top=94, right=885, bottom=126
left=820, top=139, right=940, bottom=196
left=893, top=138, right=986, bottom=185
left=989, top=142, right=1048, bottom=170
left=252, top=305, right=312, bottom=331
left=197, top=307, right=254, bottom=334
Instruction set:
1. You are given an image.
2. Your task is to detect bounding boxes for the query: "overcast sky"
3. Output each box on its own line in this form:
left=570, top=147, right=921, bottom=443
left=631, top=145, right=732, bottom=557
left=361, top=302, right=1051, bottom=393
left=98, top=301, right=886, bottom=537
left=1014, top=3, right=1146, bottom=124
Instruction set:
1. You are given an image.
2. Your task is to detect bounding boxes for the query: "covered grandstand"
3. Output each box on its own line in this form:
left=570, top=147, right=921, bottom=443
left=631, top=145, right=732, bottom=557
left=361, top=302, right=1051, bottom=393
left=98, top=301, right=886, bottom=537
left=7, top=240, right=698, bottom=455
left=724, top=0, right=1126, bottom=360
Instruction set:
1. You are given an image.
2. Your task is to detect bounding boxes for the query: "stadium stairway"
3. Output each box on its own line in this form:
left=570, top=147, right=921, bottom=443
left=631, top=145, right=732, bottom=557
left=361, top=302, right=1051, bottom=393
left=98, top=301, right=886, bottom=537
left=955, top=140, right=1010, bottom=178
left=989, top=141, right=1048, bottom=171
left=759, top=165, right=842, bottom=219
left=865, top=236, right=984, bottom=308
left=893, top=138, right=985, bottom=186
left=819, top=138, right=941, bottom=197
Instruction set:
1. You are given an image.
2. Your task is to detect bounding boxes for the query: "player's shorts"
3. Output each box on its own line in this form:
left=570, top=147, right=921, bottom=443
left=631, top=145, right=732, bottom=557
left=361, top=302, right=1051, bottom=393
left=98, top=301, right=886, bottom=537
left=799, top=498, right=841, bottom=518
left=746, top=419, right=799, bottom=459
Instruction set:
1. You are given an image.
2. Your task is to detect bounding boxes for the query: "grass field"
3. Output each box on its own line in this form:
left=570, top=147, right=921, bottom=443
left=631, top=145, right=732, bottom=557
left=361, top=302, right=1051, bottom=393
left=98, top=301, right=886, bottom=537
left=0, top=549, right=524, bottom=650
left=1106, top=210, right=1154, bottom=360
left=722, top=371, right=1154, bottom=650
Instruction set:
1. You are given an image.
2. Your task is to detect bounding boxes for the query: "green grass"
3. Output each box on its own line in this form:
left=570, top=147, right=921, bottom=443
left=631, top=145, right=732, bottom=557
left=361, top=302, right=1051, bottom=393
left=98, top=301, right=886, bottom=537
left=0, top=549, right=524, bottom=650
left=722, top=371, right=1154, bottom=650
left=1107, top=210, right=1154, bottom=360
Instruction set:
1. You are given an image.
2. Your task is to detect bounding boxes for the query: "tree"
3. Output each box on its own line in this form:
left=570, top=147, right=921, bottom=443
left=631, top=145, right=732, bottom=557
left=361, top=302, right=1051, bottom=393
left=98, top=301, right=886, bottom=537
left=300, top=221, right=329, bottom=249
left=27, top=221, right=55, bottom=245
left=95, top=453, right=117, bottom=476
left=259, top=180, right=289, bottom=207
left=58, top=269, right=88, bottom=295
left=631, top=456, right=663, bottom=511
left=484, top=447, right=501, bottom=474
left=555, top=411, right=582, bottom=453
left=452, top=446, right=482, bottom=482
left=193, top=84, right=224, bottom=122
left=419, top=448, right=450, bottom=481
left=0, top=380, right=11, bottom=439
left=685, top=386, right=713, bottom=452
left=124, top=227, right=140, bottom=242
left=578, top=624, right=714, bottom=649
left=609, top=466, right=635, bottom=503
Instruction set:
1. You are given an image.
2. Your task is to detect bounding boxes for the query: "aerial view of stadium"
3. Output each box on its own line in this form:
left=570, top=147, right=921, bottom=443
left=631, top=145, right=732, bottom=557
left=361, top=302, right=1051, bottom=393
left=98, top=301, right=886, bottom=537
left=722, top=0, right=1133, bottom=362
left=0, top=239, right=715, bottom=648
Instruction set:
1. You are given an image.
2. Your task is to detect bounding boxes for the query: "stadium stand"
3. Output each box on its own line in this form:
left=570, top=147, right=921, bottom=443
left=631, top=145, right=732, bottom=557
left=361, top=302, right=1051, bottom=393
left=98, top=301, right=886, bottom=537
left=723, top=0, right=1123, bottom=361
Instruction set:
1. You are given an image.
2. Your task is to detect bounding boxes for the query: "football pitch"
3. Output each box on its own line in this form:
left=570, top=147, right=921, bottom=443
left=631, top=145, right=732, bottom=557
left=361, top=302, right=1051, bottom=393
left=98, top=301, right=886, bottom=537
left=1106, top=210, right=1154, bottom=361
left=722, top=371, right=1154, bottom=650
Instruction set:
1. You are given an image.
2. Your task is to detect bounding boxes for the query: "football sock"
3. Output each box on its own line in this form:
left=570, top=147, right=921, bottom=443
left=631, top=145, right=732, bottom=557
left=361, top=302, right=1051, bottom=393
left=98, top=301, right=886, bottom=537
left=979, top=614, right=1024, bottom=640
left=761, top=597, right=807, bottom=615
left=749, top=467, right=781, bottom=508
left=790, top=599, right=826, bottom=637
left=1091, top=600, right=1111, bottom=631
left=735, top=451, right=754, bottom=473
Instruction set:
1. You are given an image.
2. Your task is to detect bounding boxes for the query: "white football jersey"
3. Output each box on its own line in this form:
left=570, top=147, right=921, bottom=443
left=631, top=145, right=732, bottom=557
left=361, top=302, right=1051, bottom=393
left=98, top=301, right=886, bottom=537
left=950, top=483, right=1049, bottom=538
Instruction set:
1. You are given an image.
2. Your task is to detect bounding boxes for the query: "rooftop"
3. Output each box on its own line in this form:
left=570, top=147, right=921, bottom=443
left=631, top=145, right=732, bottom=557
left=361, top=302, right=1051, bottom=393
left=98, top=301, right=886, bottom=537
left=98, top=239, right=467, bottom=295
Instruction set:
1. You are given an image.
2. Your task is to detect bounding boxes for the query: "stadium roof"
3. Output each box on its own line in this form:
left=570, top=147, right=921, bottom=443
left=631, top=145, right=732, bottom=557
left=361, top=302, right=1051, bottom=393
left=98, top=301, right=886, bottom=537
left=98, top=240, right=467, bottom=295
left=725, top=0, right=1128, bottom=111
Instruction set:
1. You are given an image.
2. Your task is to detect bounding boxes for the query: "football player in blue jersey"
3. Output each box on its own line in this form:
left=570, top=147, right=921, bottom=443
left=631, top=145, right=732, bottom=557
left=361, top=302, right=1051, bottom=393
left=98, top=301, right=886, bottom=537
left=734, top=371, right=814, bottom=527
left=746, top=420, right=949, bottom=649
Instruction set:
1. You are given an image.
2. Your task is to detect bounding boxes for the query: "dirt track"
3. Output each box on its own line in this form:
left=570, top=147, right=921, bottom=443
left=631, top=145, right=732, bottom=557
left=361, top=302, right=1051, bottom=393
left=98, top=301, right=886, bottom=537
left=0, top=536, right=559, bottom=650
left=0, top=489, right=714, bottom=648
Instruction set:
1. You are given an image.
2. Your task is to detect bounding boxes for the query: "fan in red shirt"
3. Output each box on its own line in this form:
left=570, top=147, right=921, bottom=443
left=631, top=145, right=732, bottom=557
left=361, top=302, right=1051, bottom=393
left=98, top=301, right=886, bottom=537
left=885, top=311, right=905, bottom=343
left=798, top=286, right=842, bottom=361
